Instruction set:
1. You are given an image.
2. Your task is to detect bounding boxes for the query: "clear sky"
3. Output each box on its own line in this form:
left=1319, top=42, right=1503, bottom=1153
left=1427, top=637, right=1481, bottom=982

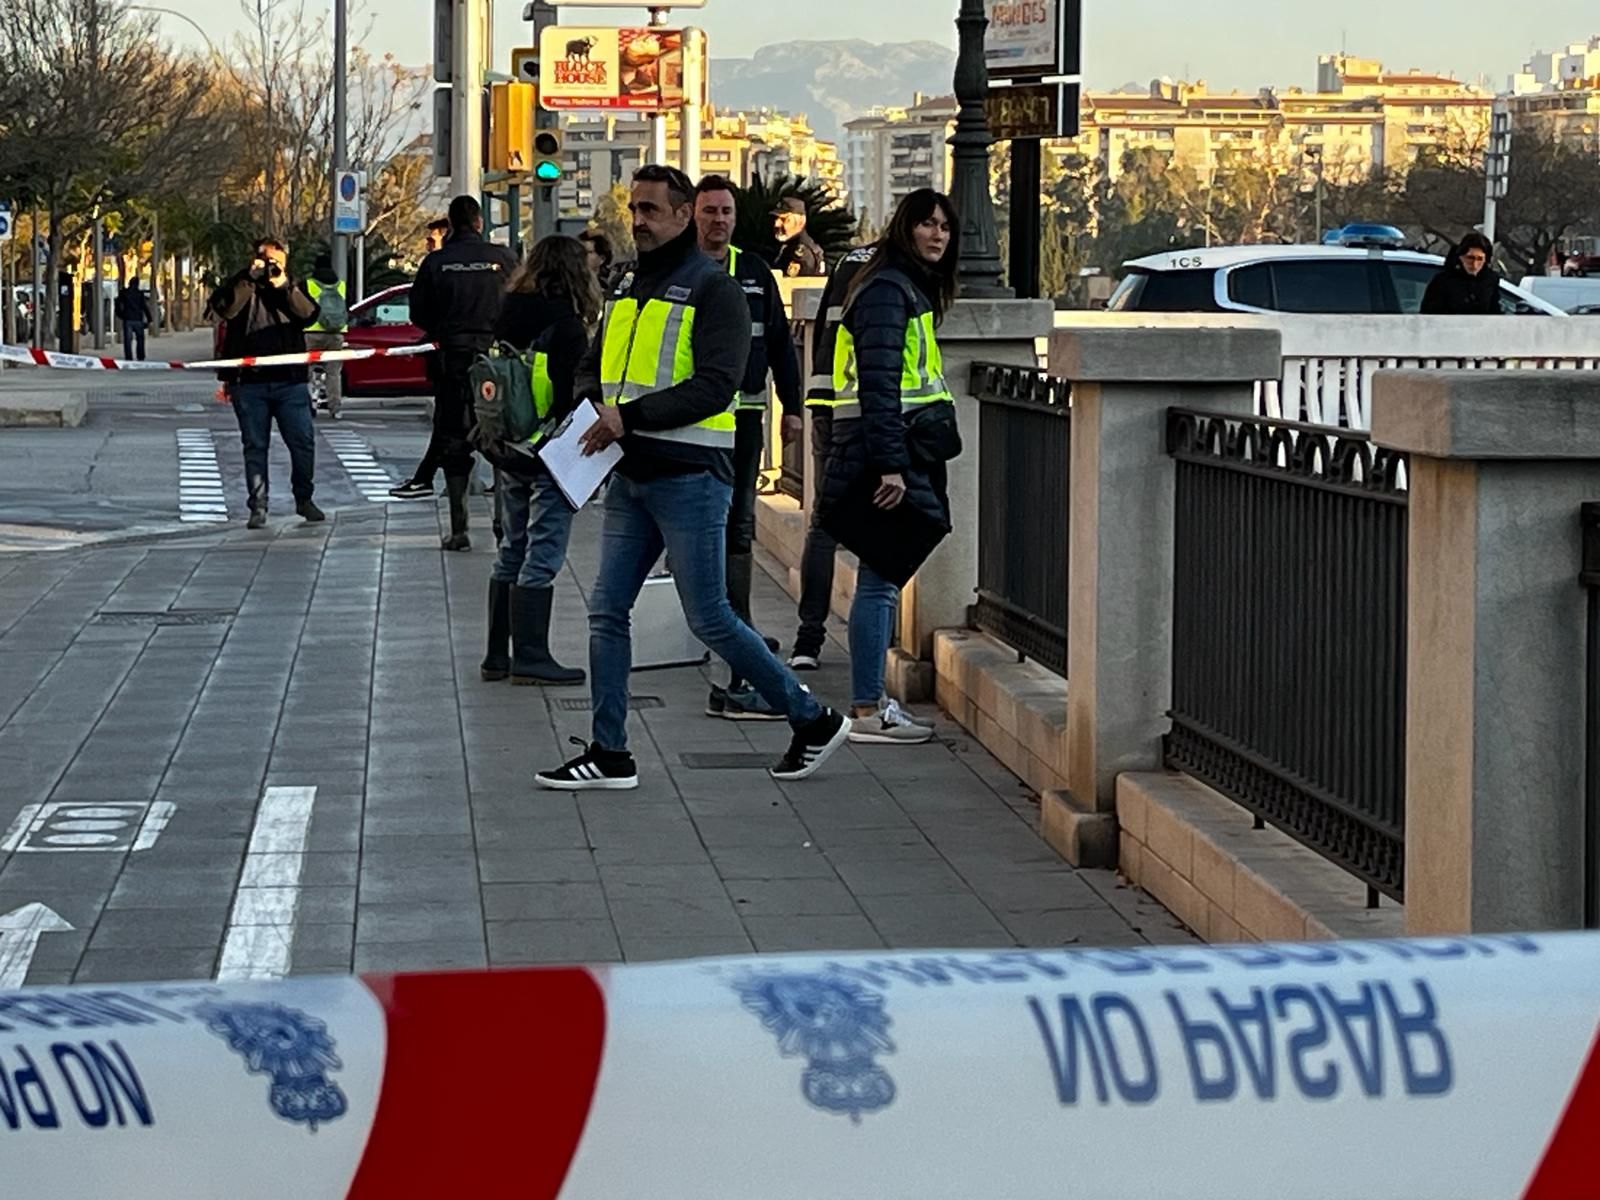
left=151, top=0, right=1598, bottom=94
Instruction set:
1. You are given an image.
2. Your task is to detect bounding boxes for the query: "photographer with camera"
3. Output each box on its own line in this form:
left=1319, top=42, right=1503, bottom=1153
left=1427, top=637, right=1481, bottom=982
left=210, top=236, right=324, bottom=529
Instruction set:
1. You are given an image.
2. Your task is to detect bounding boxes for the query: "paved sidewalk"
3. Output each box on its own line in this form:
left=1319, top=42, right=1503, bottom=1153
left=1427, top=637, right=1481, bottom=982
left=0, top=491, right=1189, bottom=986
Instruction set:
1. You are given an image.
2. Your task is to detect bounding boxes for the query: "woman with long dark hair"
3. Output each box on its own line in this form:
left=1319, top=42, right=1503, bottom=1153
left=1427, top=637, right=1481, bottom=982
left=479, top=234, right=601, bottom=686
left=817, top=187, right=961, bottom=745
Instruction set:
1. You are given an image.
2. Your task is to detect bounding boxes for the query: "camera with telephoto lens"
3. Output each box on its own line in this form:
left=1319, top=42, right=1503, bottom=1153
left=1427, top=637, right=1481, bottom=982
left=266, top=263, right=283, bottom=280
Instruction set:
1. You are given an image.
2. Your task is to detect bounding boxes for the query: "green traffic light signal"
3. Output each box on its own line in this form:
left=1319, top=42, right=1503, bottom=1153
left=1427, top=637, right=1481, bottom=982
left=535, top=161, right=562, bottom=182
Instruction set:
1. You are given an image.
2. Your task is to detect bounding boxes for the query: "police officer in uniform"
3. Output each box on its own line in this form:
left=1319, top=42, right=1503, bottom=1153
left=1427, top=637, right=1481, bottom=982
left=535, top=164, right=849, bottom=791
left=409, top=195, right=519, bottom=550
left=789, top=242, right=875, bottom=670
left=691, top=174, right=803, bottom=720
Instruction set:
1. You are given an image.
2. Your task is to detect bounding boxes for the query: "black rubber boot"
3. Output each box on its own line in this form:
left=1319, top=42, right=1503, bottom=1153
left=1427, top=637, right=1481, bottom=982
left=481, top=579, right=512, bottom=681
left=510, top=585, right=585, bottom=686
left=441, top=473, right=471, bottom=551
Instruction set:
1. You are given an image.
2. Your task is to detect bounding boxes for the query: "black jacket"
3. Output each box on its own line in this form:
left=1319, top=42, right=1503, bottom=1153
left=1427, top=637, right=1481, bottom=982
left=410, top=229, right=520, bottom=354
left=1421, top=259, right=1502, bottom=315
left=210, top=271, right=319, bottom=385
left=116, top=286, right=152, bottom=325
left=773, top=232, right=826, bottom=279
left=806, top=245, right=876, bottom=408
left=724, top=245, right=800, bottom=414
left=816, top=264, right=955, bottom=586
left=576, top=223, right=751, bottom=483
left=489, top=292, right=590, bottom=480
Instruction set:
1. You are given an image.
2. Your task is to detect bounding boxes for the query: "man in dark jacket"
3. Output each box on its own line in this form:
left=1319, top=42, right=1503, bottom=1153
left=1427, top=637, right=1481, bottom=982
left=1421, top=233, right=1502, bottom=315
left=210, top=236, right=324, bottom=529
left=693, top=174, right=803, bottom=719
left=408, top=194, right=520, bottom=550
left=116, top=279, right=154, bottom=361
left=790, top=243, right=875, bottom=670
left=534, top=164, right=848, bottom=792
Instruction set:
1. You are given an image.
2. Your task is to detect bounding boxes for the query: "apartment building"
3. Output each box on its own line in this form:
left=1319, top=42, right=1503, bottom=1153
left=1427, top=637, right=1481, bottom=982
left=1508, top=38, right=1600, bottom=152
left=842, top=94, right=958, bottom=229
left=1053, top=56, right=1492, bottom=189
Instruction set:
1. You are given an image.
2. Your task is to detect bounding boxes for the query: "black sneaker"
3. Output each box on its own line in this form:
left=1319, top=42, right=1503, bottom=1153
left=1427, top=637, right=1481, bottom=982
left=535, top=737, right=639, bottom=791
left=788, top=649, right=821, bottom=671
left=296, top=500, right=326, bottom=523
left=769, top=708, right=850, bottom=781
left=246, top=509, right=267, bottom=530
left=389, top=480, right=434, bottom=500
left=705, top=686, right=728, bottom=718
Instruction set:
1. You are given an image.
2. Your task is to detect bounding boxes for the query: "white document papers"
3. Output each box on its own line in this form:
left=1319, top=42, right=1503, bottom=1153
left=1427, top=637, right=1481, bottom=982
left=538, top=400, right=623, bottom=509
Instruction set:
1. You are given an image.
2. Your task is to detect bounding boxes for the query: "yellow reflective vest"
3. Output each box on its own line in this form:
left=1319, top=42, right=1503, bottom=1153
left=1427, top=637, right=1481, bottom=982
left=305, top=277, right=347, bottom=333
left=598, top=254, right=735, bottom=450
left=826, top=271, right=953, bottom=420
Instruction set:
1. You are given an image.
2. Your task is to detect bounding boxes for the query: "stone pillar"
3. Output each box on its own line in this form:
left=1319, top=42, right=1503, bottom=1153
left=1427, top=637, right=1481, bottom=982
left=885, top=298, right=1055, bottom=702
left=1373, top=370, right=1600, bottom=934
left=1052, top=327, right=1284, bottom=859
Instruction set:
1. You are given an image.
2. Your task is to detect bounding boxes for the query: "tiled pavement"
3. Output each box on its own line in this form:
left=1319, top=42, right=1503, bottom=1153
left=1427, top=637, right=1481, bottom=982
left=0, top=490, right=1189, bottom=986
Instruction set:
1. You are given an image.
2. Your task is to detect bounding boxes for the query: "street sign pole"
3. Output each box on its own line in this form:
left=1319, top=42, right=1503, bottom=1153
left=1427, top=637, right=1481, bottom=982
left=31, top=206, right=42, bottom=349
left=1483, top=97, right=1511, bottom=245
left=1009, top=139, right=1041, bottom=299
left=332, top=0, right=350, bottom=286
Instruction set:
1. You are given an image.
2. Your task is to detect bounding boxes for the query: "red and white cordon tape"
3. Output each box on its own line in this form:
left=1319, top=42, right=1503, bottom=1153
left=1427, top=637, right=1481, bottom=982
left=3, top=933, right=1598, bottom=1197
left=0, top=341, right=436, bottom=372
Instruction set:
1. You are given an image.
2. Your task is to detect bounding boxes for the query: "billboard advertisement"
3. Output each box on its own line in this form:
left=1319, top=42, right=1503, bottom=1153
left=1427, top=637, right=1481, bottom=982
left=539, top=26, right=698, bottom=113
left=984, top=0, right=1079, bottom=81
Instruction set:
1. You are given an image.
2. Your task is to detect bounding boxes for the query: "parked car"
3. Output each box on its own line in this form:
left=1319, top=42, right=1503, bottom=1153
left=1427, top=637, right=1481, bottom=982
left=1517, top=275, right=1600, bottom=314
left=339, top=284, right=432, bottom=397
left=1107, top=244, right=1567, bottom=317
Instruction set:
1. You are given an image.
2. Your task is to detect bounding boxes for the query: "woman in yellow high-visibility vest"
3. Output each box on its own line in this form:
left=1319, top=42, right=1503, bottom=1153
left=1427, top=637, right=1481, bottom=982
left=479, top=235, right=600, bottom=686
left=816, top=188, right=962, bottom=747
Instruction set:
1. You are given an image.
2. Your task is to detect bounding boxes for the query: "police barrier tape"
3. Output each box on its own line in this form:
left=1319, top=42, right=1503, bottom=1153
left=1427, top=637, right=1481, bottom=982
left=4, top=934, right=1598, bottom=1197
left=0, top=341, right=437, bottom=372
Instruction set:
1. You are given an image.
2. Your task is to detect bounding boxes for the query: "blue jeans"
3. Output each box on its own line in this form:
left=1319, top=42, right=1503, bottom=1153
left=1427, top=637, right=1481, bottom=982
left=121, top=320, right=147, bottom=361
left=233, top=380, right=316, bottom=509
left=492, top=464, right=574, bottom=588
left=849, top=563, right=900, bottom=708
left=588, top=471, right=822, bottom=752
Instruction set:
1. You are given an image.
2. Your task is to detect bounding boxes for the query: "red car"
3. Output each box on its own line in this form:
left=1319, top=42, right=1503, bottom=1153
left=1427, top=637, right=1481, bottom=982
left=339, top=284, right=433, bottom=397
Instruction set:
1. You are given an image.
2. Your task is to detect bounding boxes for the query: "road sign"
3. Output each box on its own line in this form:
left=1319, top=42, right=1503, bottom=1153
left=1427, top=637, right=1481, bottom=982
left=0, top=205, right=13, bottom=243
left=985, top=80, right=1079, bottom=141
left=512, top=44, right=539, bottom=84
left=539, top=25, right=694, bottom=113
left=984, top=0, right=1081, bottom=82
left=333, top=169, right=363, bottom=235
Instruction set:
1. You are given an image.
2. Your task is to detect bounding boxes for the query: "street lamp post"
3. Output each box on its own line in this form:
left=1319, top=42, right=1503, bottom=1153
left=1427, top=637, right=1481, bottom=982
left=949, top=0, right=1009, bottom=297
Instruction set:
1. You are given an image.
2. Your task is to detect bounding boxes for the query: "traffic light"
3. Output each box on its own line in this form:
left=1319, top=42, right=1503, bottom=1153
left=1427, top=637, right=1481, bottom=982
left=489, top=82, right=535, bottom=173
left=532, top=129, right=564, bottom=184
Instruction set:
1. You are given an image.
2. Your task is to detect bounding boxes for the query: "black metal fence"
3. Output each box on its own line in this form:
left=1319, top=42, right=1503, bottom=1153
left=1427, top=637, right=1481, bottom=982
left=1165, top=408, right=1409, bottom=900
left=971, top=363, right=1070, bottom=676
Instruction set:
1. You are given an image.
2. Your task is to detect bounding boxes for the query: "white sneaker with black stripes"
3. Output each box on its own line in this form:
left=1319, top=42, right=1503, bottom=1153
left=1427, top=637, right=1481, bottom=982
left=769, top=708, right=850, bottom=781
left=535, top=737, right=639, bottom=791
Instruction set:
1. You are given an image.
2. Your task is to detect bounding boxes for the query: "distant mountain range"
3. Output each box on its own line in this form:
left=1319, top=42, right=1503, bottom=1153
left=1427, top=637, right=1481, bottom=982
left=709, top=40, right=957, bottom=143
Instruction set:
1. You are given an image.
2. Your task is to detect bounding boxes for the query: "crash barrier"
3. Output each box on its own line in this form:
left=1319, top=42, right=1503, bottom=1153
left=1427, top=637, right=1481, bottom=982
left=0, top=341, right=436, bottom=373
left=2, top=934, right=1596, bottom=1197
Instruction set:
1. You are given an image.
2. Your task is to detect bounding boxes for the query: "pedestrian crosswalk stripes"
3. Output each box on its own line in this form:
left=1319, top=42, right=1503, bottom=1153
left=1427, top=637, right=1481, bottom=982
left=322, top=429, right=399, bottom=503
left=175, top=429, right=228, bottom=523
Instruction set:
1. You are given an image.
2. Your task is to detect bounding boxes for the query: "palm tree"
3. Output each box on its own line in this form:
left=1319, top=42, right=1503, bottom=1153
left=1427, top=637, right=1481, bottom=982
left=733, top=174, right=862, bottom=267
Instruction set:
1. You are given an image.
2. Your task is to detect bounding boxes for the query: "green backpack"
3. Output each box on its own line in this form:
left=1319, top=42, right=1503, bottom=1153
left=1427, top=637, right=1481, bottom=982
left=469, top=340, right=555, bottom=458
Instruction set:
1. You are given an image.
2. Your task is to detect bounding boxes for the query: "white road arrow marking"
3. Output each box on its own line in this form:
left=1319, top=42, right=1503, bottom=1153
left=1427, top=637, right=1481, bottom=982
left=0, top=904, right=74, bottom=988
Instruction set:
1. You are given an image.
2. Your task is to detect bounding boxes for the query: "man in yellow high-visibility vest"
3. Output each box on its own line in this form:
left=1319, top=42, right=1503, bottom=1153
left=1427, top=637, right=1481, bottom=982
left=305, top=254, right=348, bottom=419
left=535, top=164, right=850, bottom=792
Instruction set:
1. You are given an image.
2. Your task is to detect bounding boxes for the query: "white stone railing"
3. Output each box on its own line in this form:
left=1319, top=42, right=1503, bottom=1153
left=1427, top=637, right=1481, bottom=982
left=1054, top=312, right=1600, bottom=428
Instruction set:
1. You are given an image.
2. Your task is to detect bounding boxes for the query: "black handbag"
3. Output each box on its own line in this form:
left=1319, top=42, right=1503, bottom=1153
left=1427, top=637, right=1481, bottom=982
left=904, top=402, right=962, bottom=467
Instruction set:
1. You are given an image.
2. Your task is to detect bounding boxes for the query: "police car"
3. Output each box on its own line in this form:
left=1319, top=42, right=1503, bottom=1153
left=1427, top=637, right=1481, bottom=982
left=1107, top=225, right=1565, bottom=316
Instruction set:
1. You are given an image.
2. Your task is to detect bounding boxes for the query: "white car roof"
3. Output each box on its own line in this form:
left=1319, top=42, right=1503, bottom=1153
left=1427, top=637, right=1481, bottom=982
left=1124, top=244, right=1443, bottom=272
